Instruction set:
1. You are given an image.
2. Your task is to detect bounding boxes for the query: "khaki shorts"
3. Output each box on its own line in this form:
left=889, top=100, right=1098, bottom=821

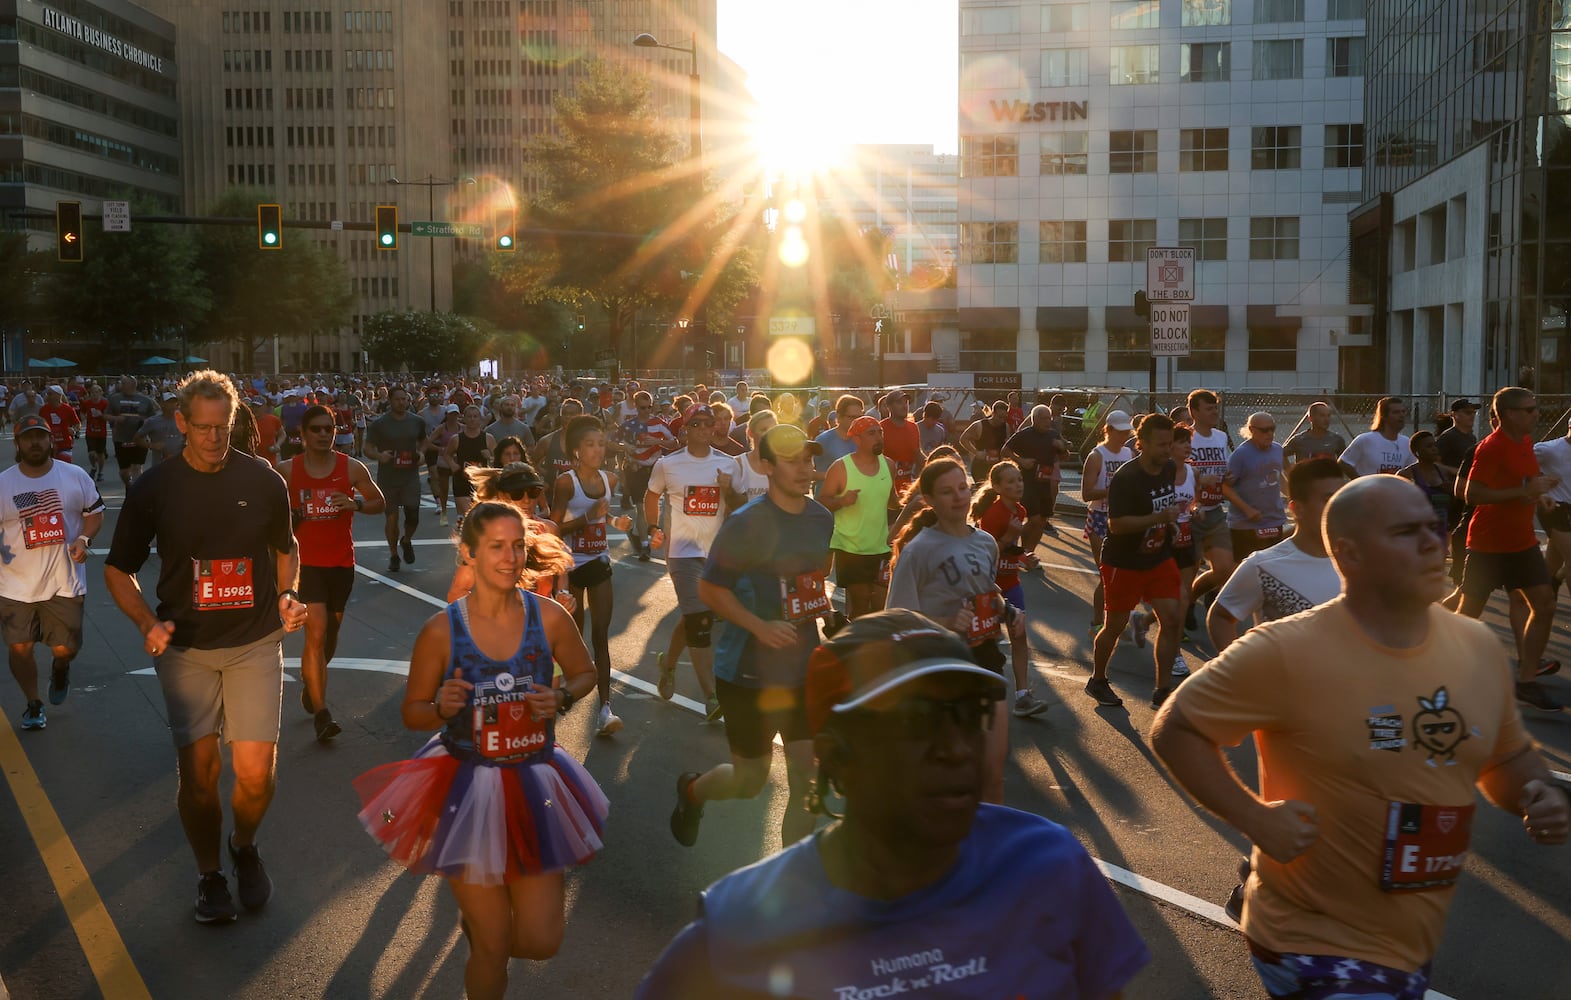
left=153, top=630, right=284, bottom=747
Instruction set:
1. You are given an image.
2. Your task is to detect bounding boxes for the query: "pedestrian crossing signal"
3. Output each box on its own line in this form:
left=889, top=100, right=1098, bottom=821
left=257, top=204, right=282, bottom=250
left=56, top=202, right=83, bottom=262
left=376, top=205, right=398, bottom=250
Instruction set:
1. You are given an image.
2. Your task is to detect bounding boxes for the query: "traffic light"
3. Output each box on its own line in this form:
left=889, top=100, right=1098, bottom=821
left=576, top=314, right=586, bottom=332
left=257, top=203, right=282, bottom=250
left=494, top=207, right=515, bottom=252
left=375, top=205, right=398, bottom=250
left=56, top=202, right=83, bottom=262
left=1133, top=290, right=1150, bottom=318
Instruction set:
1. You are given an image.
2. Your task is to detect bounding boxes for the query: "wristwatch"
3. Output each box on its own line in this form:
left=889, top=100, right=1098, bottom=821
left=557, top=686, right=576, bottom=716
left=279, top=588, right=301, bottom=604
left=353, top=496, right=364, bottom=511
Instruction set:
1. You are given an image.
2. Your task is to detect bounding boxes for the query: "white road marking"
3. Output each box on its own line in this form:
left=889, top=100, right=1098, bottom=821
left=128, top=656, right=410, bottom=679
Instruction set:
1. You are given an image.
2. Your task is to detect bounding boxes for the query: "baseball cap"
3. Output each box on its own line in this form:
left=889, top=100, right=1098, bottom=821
left=1450, top=398, right=1480, bottom=412
left=161, top=391, right=179, bottom=401
left=46, top=384, right=63, bottom=395
left=1105, top=409, right=1134, bottom=431
left=444, top=403, right=461, bottom=414
left=683, top=403, right=715, bottom=422
left=847, top=415, right=881, bottom=437
left=758, top=423, right=823, bottom=463
left=12, top=415, right=48, bottom=439
left=496, top=461, right=545, bottom=494
left=805, top=609, right=1008, bottom=735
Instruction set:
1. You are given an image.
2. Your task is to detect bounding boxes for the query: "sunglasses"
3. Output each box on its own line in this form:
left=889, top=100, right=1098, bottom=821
left=844, top=694, right=998, bottom=742
left=687, top=419, right=715, bottom=428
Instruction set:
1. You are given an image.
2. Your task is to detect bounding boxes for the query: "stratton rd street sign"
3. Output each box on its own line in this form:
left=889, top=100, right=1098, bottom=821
left=410, top=221, right=484, bottom=238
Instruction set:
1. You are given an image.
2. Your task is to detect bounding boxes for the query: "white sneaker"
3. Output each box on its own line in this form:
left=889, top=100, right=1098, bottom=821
left=1172, top=655, right=1191, bottom=678
left=596, top=702, right=623, bottom=737
left=438, top=510, right=449, bottom=527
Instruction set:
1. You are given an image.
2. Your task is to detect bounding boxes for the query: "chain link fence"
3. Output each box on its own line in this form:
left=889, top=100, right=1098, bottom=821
left=1218, top=392, right=1571, bottom=444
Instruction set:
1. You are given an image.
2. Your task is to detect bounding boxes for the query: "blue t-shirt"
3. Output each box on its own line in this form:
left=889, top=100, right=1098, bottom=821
left=813, top=427, right=858, bottom=478
left=1226, top=441, right=1286, bottom=529
left=703, top=494, right=834, bottom=688
left=636, top=805, right=1149, bottom=999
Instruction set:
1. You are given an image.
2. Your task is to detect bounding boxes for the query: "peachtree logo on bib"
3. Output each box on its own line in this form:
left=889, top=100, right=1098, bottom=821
left=494, top=672, right=516, bottom=693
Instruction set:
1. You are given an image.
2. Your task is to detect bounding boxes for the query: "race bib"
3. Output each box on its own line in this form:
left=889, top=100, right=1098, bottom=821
left=573, top=520, right=607, bottom=555
left=878, top=555, right=892, bottom=586
left=1254, top=525, right=1283, bottom=542
left=1197, top=478, right=1223, bottom=506
left=966, top=592, right=1003, bottom=645
left=393, top=450, right=416, bottom=468
left=683, top=484, right=721, bottom=516
left=22, top=512, right=67, bottom=549
left=1036, top=463, right=1055, bottom=481
left=1175, top=520, right=1193, bottom=548
left=985, top=448, right=1001, bottom=462
left=191, top=557, right=256, bottom=610
left=1380, top=801, right=1475, bottom=892
left=997, top=553, right=1023, bottom=576
left=472, top=675, right=549, bottom=761
left=299, top=488, right=342, bottom=522
left=1139, top=523, right=1170, bottom=554
left=779, top=570, right=830, bottom=623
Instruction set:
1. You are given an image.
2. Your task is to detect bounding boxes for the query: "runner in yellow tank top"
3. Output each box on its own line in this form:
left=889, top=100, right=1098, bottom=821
left=821, top=416, right=895, bottom=619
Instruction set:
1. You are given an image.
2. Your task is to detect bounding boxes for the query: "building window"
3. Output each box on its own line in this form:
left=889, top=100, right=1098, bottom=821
left=1039, top=332, right=1087, bottom=372
left=1327, top=0, right=1364, bottom=18
left=1250, top=216, right=1300, bottom=260
left=1040, top=132, right=1089, bottom=174
left=1327, top=37, right=1364, bottom=77
left=1042, top=4, right=1090, bottom=32
left=962, top=6, right=1020, bottom=33
left=1325, top=123, right=1364, bottom=167
left=1253, top=39, right=1303, bottom=79
left=1042, top=49, right=1090, bottom=87
left=1179, top=128, right=1229, bottom=171
left=1110, top=45, right=1159, bottom=84
left=961, top=135, right=1018, bottom=177
left=1472, top=30, right=1510, bottom=72
left=1180, top=42, right=1230, bottom=81
left=1108, top=219, right=1157, bottom=262
left=1039, top=221, right=1088, bottom=262
left=1107, top=329, right=1149, bottom=370
left=1177, top=326, right=1228, bottom=371
left=1109, top=129, right=1158, bottom=173
left=959, top=330, right=1017, bottom=370
left=1179, top=217, right=1228, bottom=260
left=1254, top=0, right=1304, bottom=23
left=1247, top=326, right=1298, bottom=371
left=961, top=222, right=1019, bottom=264
left=1251, top=126, right=1302, bottom=169
left=1180, top=0, right=1230, bottom=25
left=1110, top=1, right=1159, bottom=29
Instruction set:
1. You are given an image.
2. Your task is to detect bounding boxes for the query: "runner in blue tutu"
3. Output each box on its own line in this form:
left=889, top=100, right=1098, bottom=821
left=354, top=500, right=608, bottom=999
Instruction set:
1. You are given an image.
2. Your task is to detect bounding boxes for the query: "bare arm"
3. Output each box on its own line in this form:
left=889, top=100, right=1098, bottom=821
left=1207, top=602, right=1241, bottom=653
left=349, top=458, right=386, bottom=515
left=104, top=564, right=164, bottom=638
left=819, top=460, right=853, bottom=511
left=1080, top=451, right=1106, bottom=503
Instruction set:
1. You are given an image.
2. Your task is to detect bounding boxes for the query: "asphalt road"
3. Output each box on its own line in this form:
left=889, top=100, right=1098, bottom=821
left=1, top=467, right=1569, bottom=1000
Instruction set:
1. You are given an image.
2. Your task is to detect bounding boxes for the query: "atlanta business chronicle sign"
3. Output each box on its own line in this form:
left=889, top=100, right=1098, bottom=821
left=988, top=99, right=1089, bottom=124
left=41, top=7, right=167, bottom=75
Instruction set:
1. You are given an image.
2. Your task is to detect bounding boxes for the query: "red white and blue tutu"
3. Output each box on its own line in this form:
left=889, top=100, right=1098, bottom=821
left=354, top=734, right=609, bottom=886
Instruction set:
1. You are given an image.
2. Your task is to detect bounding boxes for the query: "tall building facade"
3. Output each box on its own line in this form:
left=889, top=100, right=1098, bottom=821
left=1349, top=0, right=1571, bottom=395
left=142, top=0, right=718, bottom=372
left=1, top=0, right=181, bottom=236
left=955, top=0, right=1366, bottom=391
left=828, top=144, right=959, bottom=274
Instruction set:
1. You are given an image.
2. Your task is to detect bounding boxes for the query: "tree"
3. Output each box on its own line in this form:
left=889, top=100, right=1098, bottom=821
left=496, top=60, right=757, bottom=368
left=360, top=310, right=492, bottom=372
left=452, top=255, right=567, bottom=369
left=193, top=187, right=354, bottom=370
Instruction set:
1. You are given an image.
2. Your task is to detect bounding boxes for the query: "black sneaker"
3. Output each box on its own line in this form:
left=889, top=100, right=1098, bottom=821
left=1084, top=677, right=1123, bottom=708
left=48, top=665, right=69, bottom=706
left=388, top=552, right=400, bottom=573
left=401, top=538, right=416, bottom=564
left=1515, top=681, right=1563, bottom=712
left=1150, top=686, right=1173, bottom=709
left=670, top=772, right=704, bottom=847
left=1536, top=658, right=1562, bottom=677
left=195, top=871, right=238, bottom=924
left=314, top=709, right=342, bottom=743
left=300, top=686, right=315, bottom=716
left=1223, top=884, right=1244, bottom=924
left=638, top=547, right=650, bottom=562
left=228, top=836, right=273, bottom=911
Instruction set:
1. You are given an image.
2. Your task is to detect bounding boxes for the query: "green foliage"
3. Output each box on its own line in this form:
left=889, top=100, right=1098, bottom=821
left=360, top=310, right=492, bottom=372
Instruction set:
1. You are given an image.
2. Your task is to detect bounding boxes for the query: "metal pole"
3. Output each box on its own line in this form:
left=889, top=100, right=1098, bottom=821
left=428, top=178, right=436, bottom=313
left=688, top=34, right=701, bottom=171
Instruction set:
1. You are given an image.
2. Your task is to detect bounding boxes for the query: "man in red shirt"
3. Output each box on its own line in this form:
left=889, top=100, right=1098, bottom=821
left=251, top=398, right=285, bottom=463
left=878, top=390, right=923, bottom=505
left=38, top=385, right=80, bottom=467
left=80, top=381, right=110, bottom=484
left=1456, top=386, right=1562, bottom=711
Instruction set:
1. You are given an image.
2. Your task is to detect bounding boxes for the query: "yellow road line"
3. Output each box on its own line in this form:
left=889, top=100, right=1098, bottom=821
left=0, top=709, right=152, bottom=1000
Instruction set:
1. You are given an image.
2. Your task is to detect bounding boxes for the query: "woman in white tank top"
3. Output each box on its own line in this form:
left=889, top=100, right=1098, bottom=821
left=731, top=410, right=778, bottom=504
left=1079, top=418, right=1135, bottom=634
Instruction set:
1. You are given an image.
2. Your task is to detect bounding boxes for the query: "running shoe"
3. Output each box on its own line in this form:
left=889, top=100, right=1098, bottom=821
left=596, top=702, right=623, bottom=737
left=228, top=835, right=273, bottom=911
left=1515, top=681, right=1563, bottom=712
left=1150, top=686, right=1173, bottom=710
left=1536, top=658, right=1562, bottom=677
left=703, top=694, right=724, bottom=723
left=670, top=772, right=704, bottom=847
left=1130, top=610, right=1150, bottom=648
left=638, top=546, right=650, bottom=562
left=1042, top=521, right=1061, bottom=538
left=656, top=652, right=675, bottom=701
left=48, top=665, right=69, bottom=706
left=1172, top=655, right=1191, bottom=679
left=401, top=537, right=416, bottom=564
left=314, top=709, right=342, bottom=743
left=1013, top=690, right=1049, bottom=717
left=20, top=700, right=46, bottom=730
left=388, top=552, right=400, bottom=573
left=194, top=871, right=238, bottom=924
left=1084, top=678, right=1123, bottom=708
left=1223, top=884, right=1244, bottom=925
left=438, top=511, right=448, bottom=527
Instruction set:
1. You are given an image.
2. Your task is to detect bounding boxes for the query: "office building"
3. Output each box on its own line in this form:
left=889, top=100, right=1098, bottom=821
left=827, top=144, right=960, bottom=274
left=955, top=0, right=1366, bottom=391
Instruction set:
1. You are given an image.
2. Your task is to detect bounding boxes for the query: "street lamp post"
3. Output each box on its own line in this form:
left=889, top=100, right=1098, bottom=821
left=388, top=175, right=461, bottom=312
left=632, top=32, right=701, bottom=172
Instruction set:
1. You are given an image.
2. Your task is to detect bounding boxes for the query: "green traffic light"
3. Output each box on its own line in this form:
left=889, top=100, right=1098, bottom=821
left=263, top=232, right=278, bottom=245
left=498, top=235, right=513, bottom=248
left=380, top=233, right=394, bottom=246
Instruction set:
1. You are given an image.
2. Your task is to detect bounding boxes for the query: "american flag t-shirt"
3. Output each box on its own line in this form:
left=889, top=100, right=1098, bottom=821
left=15, top=488, right=67, bottom=549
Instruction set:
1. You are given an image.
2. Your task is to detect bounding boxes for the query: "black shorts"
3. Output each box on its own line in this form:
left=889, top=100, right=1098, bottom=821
left=1021, top=479, right=1057, bottom=519
left=833, top=550, right=888, bottom=588
left=86, top=436, right=107, bottom=456
left=299, top=565, right=356, bottom=613
left=1231, top=526, right=1287, bottom=562
left=567, top=556, right=613, bottom=589
left=452, top=467, right=473, bottom=498
left=1461, top=546, right=1552, bottom=600
left=1539, top=503, right=1571, bottom=534
left=970, top=637, right=1007, bottom=673
left=715, top=678, right=811, bottom=758
left=113, top=441, right=147, bottom=466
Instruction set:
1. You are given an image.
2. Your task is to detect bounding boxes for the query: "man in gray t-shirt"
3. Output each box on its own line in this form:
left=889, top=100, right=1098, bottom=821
left=135, top=394, right=185, bottom=464
left=1282, top=401, right=1346, bottom=468
left=363, top=387, right=428, bottom=572
left=1224, top=411, right=1286, bottom=561
left=484, top=395, right=536, bottom=448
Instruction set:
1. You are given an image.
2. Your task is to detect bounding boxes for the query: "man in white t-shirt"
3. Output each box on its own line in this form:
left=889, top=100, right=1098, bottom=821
left=1184, top=389, right=1236, bottom=627
left=0, top=415, right=105, bottom=731
left=1339, top=396, right=1412, bottom=477
left=1534, top=415, right=1571, bottom=594
left=645, top=404, right=746, bottom=720
left=727, top=379, right=750, bottom=416
left=1208, top=457, right=1346, bottom=652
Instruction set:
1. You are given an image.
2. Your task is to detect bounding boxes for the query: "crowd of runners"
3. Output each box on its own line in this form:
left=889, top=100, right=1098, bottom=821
left=3, top=367, right=1569, bottom=999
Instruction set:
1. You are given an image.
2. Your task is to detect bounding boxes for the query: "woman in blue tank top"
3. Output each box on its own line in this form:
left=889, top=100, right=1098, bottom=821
left=354, top=501, right=608, bottom=998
